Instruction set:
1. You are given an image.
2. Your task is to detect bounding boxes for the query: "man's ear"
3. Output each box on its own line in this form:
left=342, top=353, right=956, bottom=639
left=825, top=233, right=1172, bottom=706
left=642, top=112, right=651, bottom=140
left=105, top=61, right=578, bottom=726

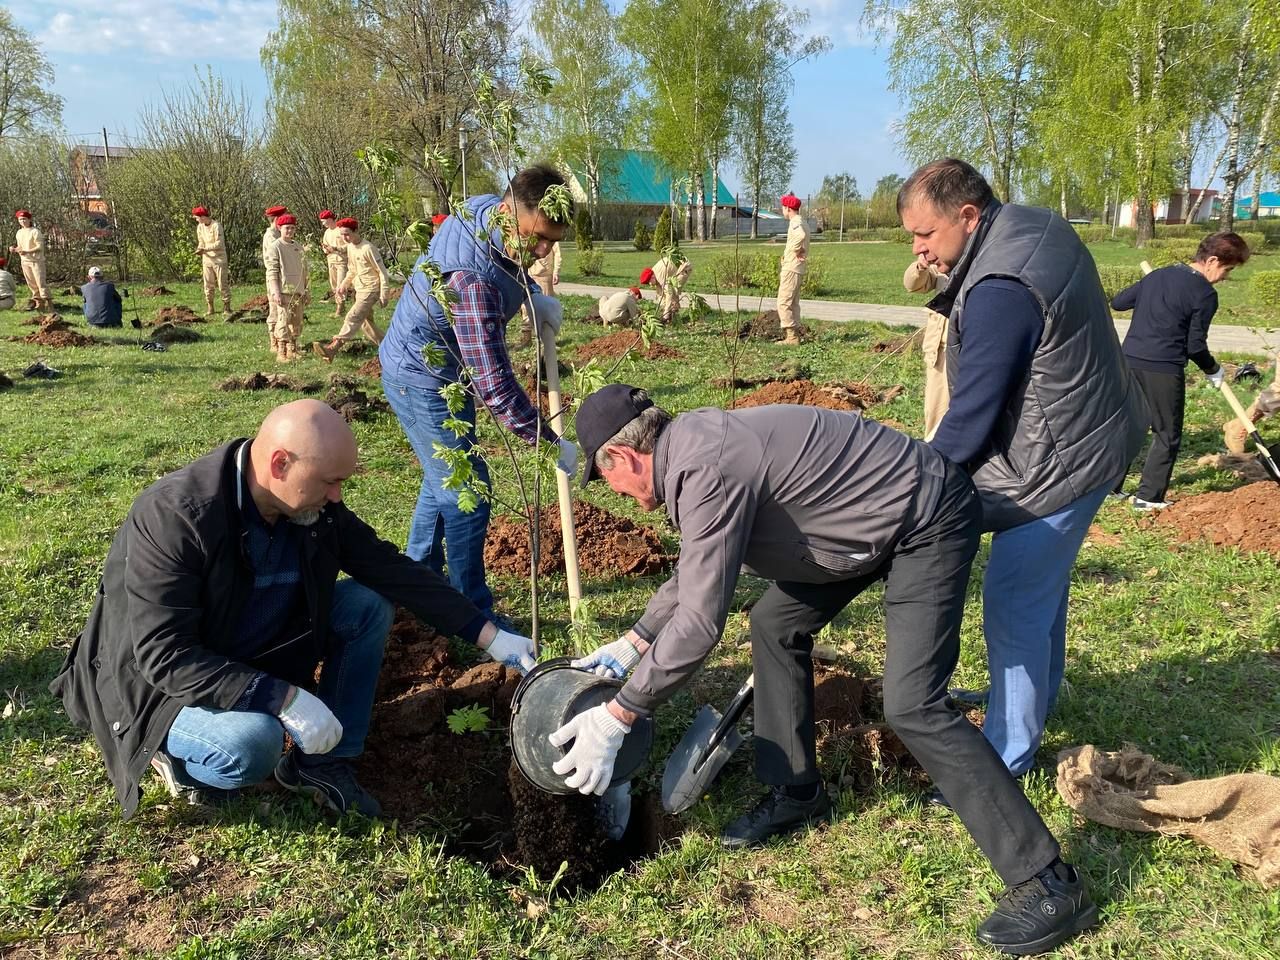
left=959, top=203, right=982, bottom=233
left=269, top=448, right=291, bottom=481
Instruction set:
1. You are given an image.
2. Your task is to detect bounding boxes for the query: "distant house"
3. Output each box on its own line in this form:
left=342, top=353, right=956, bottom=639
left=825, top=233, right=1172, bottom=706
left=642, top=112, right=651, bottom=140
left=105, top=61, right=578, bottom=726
left=564, top=148, right=736, bottom=239
left=1118, top=188, right=1217, bottom=228
left=69, top=144, right=136, bottom=214
left=1235, top=192, right=1280, bottom=219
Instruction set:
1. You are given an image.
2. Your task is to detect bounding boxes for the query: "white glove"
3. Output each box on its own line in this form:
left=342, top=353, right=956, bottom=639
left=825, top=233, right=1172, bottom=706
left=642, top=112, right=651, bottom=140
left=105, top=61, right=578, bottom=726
left=556, top=438, right=579, bottom=476
left=481, top=627, right=537, bottom=674
left=278, top=687, right=343, bottom=754
left=1207, top=366, right=1226, bottom=388
left=571, top=635, right=642, bottom=679
left=549, top=703, right=630, bottom=795
left=528, top=292, right=563, bottom=334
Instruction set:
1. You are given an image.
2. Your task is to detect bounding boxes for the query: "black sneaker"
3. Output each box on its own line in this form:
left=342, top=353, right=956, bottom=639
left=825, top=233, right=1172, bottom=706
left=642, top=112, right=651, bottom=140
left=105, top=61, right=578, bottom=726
left=22, top=359, right=61, bottom=380
left=274, top=751, right=381, bottom=818
left=977, top=860, right=1099, bottom=955
left=720, top=785, right=831, bottom=849
left=948, top=687, right=990, bottom=707
left=150, top=751, right=239, bottom=808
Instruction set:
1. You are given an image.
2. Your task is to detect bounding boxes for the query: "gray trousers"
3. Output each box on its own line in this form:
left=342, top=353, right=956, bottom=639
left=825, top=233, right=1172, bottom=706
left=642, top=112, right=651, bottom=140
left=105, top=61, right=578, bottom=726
left=749, top=461, right=1061, bottom=885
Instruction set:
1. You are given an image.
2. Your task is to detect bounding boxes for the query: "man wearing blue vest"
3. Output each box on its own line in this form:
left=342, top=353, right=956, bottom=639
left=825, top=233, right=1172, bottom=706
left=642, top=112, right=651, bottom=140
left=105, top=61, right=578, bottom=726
left=898, top=160, right=1146, bottom=817
left=379, top=165, right=577, bottom=614
left=82, top=266, right=123, bottom=328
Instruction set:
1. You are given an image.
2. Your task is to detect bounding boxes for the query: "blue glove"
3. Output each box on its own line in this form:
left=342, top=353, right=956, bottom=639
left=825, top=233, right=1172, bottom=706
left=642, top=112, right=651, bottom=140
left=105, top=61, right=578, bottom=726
left=572, top=635, right=642, bottom=679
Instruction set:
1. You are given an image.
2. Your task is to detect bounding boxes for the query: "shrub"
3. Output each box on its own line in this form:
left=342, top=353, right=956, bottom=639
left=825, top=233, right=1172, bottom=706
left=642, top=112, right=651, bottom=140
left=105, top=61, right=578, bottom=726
left=1098, top=265, right=1143, bottom=303
left=707, top=250, right=828, bottom=297
left=654, top=207, right=678, bottom=253
left=574, top=207, right=594, bottom=251
left=838, top=227, right=913, bottom=243
left=578, top=248, right=605, bottom=277
left=707, top=251, right=751, bottom=289
left=799, top=256, right=829, bottom=296
left=633, top=219, right=652, bottom=252
left=1237, top=231, right=1266, bottom=253
left=1145, top=239, right=1199, bottom=267
left=1072, top=224, right=1109, bottom=244
left=1250, top=270, right=1280, bottom=308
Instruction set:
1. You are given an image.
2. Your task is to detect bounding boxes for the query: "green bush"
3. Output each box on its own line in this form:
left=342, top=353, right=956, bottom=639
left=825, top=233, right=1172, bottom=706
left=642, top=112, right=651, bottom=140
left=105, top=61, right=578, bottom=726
left=838, top=227, right=913, bottom=243
left=799, top=257, right=829, bottom=296
left=578, top=248, right=605, bottom=277
left=633, top=219, right=652, bottom=252
left=574, top=207, right=594, bottom=251
left=1145, top=239, right=1199, bottom=267
left=707, top=251, right=751, bottom=289
left=1237, top=231, right=1266, bottom=253
left=706, top=251, right=828, bottom=297
left=654, top=207, right=678, bottom=253
left=1098, top=265, right=1143, bottom=303
left=1250, top=270, right=1280, bottom=308
left=1072, top=224, right=1109, bottom=244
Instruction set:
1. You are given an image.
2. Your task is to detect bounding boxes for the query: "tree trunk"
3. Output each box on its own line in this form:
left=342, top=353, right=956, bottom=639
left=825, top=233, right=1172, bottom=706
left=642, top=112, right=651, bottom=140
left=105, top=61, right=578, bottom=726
left=1059, top=179, right=1068, bottom=218
left=709, top=157, right=720, bottom=240
left=694, top=171, right=706, bottom=242
left=1219, top=11, right=1252, bottom=233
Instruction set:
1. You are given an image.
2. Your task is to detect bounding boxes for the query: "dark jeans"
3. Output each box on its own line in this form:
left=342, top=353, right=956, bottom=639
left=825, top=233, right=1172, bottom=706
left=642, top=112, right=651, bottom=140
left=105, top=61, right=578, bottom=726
left=1116, top=365, right=1185, bottom=503
left=749, top=461, right=1061, bottom=885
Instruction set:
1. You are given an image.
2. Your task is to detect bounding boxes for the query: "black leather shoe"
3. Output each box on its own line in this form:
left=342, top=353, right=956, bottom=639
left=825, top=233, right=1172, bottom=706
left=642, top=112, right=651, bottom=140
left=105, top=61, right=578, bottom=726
left=720, top=785, right=831, bottom=849
left=948, top=686, right=990, bottom=707
left=977, top=860, right=1099, bottom=955
left=923, top=787, right=952, bottom=810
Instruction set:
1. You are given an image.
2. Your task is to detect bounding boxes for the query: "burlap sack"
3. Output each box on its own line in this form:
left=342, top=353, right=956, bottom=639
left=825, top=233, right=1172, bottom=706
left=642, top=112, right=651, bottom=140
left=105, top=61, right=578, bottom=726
left=1057, top=744, right=1280, bottom=888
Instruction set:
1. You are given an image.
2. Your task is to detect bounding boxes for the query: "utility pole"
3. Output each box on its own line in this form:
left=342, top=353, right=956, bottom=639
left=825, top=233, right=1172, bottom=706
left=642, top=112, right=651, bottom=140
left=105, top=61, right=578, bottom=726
left=839, top=181, right=846, bottom=242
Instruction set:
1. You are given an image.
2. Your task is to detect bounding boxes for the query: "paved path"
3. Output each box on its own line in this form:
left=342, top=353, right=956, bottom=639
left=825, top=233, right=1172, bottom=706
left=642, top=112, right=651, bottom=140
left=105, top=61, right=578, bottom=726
left=559, top=282, right=1277, bottom=356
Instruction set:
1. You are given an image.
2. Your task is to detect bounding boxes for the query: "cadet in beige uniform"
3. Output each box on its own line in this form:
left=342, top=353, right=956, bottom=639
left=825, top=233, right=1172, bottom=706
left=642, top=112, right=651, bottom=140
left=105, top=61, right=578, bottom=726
left=640, top=256, right=693, bottom=325
left=314, top=217, right=388, bottom=362
left=319, top=210, right=347, bottom=317
left=598, top=287, right=641, bottom=327
left=265, top=214, right=309, bottom=362
left=262, top=205, right=289, bottom=350
left=777, top=193, right=809, bottom=344
left=10, top=210, right=50, bottom=311
left=519, top=241, right=561, bottom=347
left=192, top=206, right=232, bottom=316
left=0, top=257, right=16, bottom=311
left=904, top=256, right=949, bottom=440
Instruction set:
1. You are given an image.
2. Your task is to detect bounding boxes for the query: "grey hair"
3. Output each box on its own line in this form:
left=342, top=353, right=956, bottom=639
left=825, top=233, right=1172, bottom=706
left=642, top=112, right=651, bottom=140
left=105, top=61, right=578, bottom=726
left=593, top=395, right=672, bottom=473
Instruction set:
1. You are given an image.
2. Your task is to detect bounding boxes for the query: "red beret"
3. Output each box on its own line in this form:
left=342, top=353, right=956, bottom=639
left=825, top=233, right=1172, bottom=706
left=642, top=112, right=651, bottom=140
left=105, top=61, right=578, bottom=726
left=431, top=213, right=448, bottom=226
left=628, top=286, right=641, bottom=298
left=639, top=267, right=655, bottom=284
left=265, top=205, right=288, bottom=217
left=0, top=257, right=7, bottom=267
left=336, top=217, right=358, bottom=230
left=15, top=209, right=31, bottom=219
left=191, top=205, right=209, bottom=217
left=780, top=194, right=801, bottom=211
left=275, top=214, right=297, bottom=226
left=319, top=210, right=335, bottom=220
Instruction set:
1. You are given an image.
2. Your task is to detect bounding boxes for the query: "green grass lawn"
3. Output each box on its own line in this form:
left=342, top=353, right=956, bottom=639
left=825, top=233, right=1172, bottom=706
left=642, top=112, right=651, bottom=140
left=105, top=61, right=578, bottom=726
left=560, top=238, right=1280, bottom=326
left=2, top=284, right=1279, bottom=958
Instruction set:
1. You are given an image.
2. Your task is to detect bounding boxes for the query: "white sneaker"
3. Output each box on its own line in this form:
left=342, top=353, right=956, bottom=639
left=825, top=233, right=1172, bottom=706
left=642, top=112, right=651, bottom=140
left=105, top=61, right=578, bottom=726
left=1130, top=497, right=1170, bottom=512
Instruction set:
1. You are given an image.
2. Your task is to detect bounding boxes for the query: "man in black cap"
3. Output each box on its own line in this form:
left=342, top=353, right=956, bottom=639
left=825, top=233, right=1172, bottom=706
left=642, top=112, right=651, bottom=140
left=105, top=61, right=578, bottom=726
left=549, top=384, right=1100, bottom=956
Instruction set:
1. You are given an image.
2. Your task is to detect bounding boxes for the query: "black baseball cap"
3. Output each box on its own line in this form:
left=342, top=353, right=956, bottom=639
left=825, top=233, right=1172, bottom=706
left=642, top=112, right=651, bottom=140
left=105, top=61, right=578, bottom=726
left=576, top=383, right=654, bottom=487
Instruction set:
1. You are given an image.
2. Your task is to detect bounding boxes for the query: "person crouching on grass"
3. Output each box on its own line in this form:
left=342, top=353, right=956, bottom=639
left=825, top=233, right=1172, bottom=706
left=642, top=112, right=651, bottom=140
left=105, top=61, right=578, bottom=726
left=266, top=214, right=309, bottom=362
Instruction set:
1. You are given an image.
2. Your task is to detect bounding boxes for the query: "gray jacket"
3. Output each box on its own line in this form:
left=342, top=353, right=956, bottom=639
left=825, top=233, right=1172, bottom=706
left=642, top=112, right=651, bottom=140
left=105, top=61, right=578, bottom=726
left=946, top=204, right=1147, bottom=530
left=616, top=405, right=947, bottom=716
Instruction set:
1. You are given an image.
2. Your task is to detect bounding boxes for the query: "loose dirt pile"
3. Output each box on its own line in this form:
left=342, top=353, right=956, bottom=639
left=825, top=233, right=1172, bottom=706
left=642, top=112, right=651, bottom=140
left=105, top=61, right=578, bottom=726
left=240, top=294, right=270, bottom=310
left=140, top=285, right=173, bottom=296
left=325, top=379, right=390, bottom=422
left=485, top=501, right=673, bottom=580
left=356, top=355, right=382, bottom=378
left=150, top=322, right=201, bottom=344
left=731, top=378, right=880, bottom=412
left=713, top=360, right=813, bottom=390
left=386, top=284, right=404, bottom=301
left=357, top=610, right=677, bottom=888
left=575, top=330, right=684, bottom=363
left=1153, top=481, right=1280, bottom=558
left=22, top=327, right=98, bottom=347
left=728, top=310, right=783, bottom=340
left=153, top=305, right=203, bottom=325
left=1195, top=452, right=1276, bottom=485
left=219, top=372, right=323, bottom=392
left=872, top=333, right=919, bottom=354
left=225, top=307, right=268, bottom=324
left=20, top=312, right=64, bottom=327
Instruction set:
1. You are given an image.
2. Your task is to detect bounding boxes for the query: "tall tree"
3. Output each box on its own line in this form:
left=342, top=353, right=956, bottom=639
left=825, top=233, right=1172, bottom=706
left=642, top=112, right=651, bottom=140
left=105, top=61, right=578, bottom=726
left=868, top=0, right=1038, bottom=202
left=813, top=172, right=859, bottom=232
left=732, top=0, right=829, bottom=237
left=531, top=0, right=630, bottom=216
left=0, top=11, right=64, bottom=138
left=1216, top=3, right=1280, bottom=229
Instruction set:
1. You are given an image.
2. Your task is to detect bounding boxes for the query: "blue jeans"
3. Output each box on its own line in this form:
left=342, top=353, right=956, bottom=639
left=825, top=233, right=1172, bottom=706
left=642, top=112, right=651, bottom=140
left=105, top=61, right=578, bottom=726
left=382, top=376, right=494, bottom=613
left=981, top=483, right=1112, bottom=775
left=165, top=580, right=394, bottom=790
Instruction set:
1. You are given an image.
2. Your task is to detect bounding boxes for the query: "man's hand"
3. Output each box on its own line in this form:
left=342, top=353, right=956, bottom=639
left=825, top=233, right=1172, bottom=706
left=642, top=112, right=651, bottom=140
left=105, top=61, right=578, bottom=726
left=1207, top=366, right=1226, bottom=388
left=572, top=635, right=642, bottom=679
left=278, top=687, right=343, bottom=754
left=271, top=292, right=284, bottom=306
left=556, top=438, right=578, bottom=477
left=378, top=294, right=388, bottom=308
left=549, top=703, right=630, bottom=795
left=479, top=626, right=537, bottom=674
left=552, top=273, right=560, bottom=285
left=529, top=292, right=563, bottom=334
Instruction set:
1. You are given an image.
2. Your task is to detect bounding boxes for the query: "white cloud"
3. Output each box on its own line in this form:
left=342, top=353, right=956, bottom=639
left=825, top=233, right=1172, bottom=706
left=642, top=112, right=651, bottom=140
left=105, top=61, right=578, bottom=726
left=800, top=0, right=892, bottom=50
left=32, top=1, right=277, bottom=61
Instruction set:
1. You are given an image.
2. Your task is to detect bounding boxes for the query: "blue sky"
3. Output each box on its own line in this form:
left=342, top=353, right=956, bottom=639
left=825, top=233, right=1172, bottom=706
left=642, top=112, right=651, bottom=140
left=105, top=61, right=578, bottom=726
left=15, top=0, right=907, bottom=200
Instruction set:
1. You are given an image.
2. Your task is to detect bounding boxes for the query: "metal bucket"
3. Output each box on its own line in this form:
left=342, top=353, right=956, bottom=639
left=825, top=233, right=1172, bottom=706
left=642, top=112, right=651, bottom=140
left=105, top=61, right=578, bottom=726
left=510, top=658, right=654, bottom=795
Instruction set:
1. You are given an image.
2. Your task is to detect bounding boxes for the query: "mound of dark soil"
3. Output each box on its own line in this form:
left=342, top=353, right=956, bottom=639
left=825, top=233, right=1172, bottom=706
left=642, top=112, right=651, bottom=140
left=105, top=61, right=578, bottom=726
left=240, top=294, right=270, bottom=310
left=218, top=372, right=323, bottom=392
left=150, top=322, right=201, bottom=343
left=1153, top=481, right=1280, bottom=558
left=872, top=333, right=919, bottom=354
left=575, top=330, right=684, bottom=363
left=731, top=378, right=872, bottom=412
left=356, top=356, right=382, bottom=378
left=23, top=328, right=98, bottom=347
left=154, top=305, right=203, bottom=325
left=325, top=382, right=390, bottom=422
left=20, top=312, right=66, bottom=327
left=729, top=310, right=782, bottom=340
left=140, top=285, right=173, bottom=296
left=224, top=308, right=267, bottom=324
left=485, top=501, right=673, bottom=580
left=386, top=285, right=404, bottom=301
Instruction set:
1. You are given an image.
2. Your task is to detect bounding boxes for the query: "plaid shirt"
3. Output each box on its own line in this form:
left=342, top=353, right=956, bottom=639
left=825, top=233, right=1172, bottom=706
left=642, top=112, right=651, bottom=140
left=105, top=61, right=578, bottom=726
left=449, top=270, right=550, bottom=446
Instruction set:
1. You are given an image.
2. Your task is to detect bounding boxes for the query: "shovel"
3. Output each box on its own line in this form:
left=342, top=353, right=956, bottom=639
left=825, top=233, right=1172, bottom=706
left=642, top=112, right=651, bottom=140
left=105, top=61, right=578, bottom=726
left=1217, top=378, right=1280, bottom=484
left=662, top=674, right=754, bottom=813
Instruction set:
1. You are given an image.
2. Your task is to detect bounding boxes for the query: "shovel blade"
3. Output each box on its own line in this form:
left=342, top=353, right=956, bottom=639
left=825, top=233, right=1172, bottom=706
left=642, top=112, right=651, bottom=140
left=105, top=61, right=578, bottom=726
left=1254, top=445, right=1280, bottom=484
left=662, top=704, right=745, bottom=814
